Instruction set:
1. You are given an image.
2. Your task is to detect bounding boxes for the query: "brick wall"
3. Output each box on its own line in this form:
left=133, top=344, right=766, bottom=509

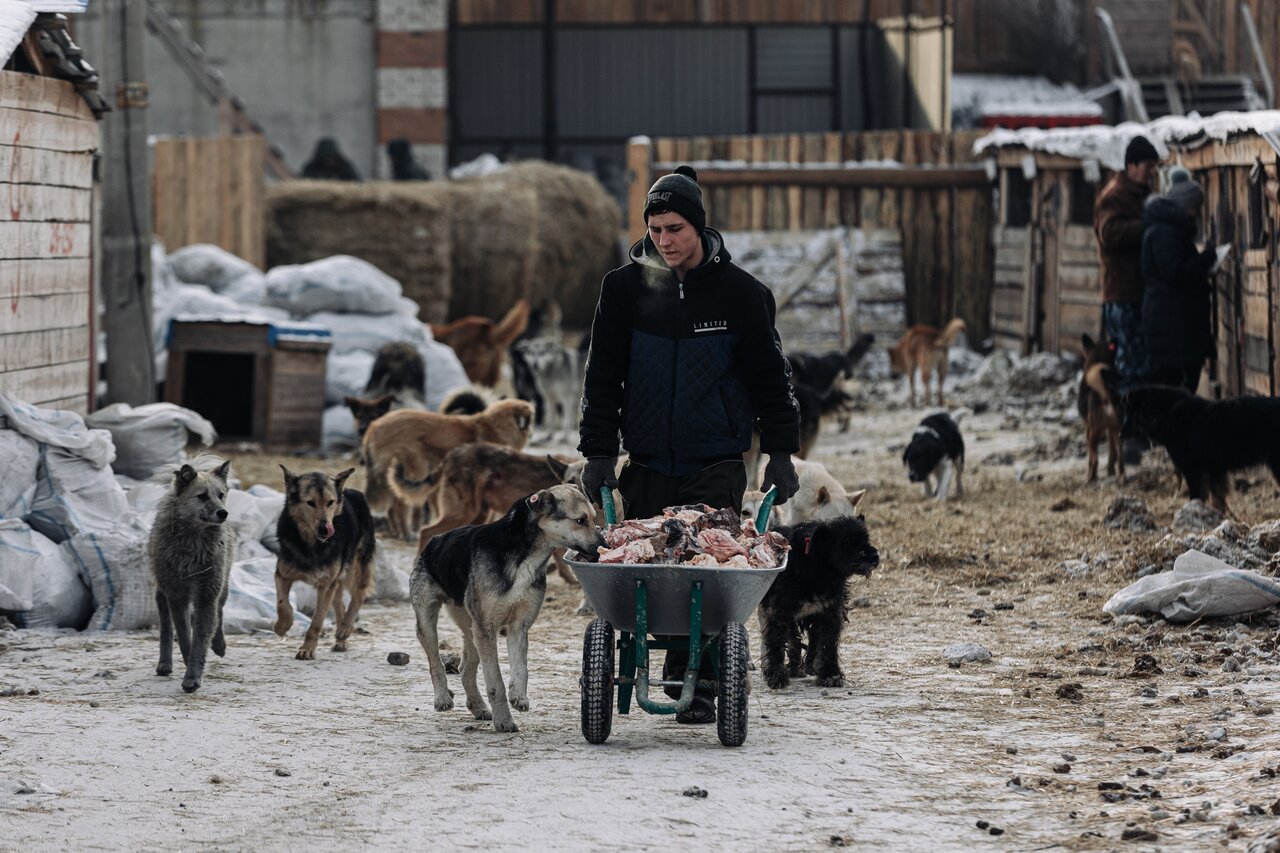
left=375, top=0, right=447, bottom=179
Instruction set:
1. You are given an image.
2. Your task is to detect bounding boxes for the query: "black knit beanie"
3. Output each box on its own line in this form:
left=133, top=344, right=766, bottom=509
left=643, top=165, right=705, bottom=232
left=1124, top=136, right=1159, bottom=166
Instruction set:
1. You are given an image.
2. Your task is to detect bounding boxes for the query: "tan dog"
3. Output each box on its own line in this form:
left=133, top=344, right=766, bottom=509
left=273, top=466, right=376, bottom=660
left=1078, top=333, right=1124, bottom=484
left=431, top=299, right=530, bottom=387
left=888, top=318, right=966, bottom=407
left=361, top=399, right=535, bottom=539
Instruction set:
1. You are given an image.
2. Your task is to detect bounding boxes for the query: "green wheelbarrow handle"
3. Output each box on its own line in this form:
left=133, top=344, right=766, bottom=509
left=601, top=485, right=775, bottom=533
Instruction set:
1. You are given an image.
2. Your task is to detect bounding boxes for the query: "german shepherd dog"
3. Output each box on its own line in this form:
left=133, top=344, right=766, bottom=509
left=361, top=400, right=534, bottom=540
left=1077, top=333, right=1124, bottom=484
left=888, top=318, right=967, bottom=407
left=274, top=466, right=376, bottom=660
left=758, top=515, right=879, bottom=689
left=510, top=299, right=564, bottom=425
left=432, top=299, right=531, bottom=387
left=149, top=456, right=236, bottom=693
left=903, top=409, right=968, bottom=501
left=1123, top=385, right=1280, bottom=516
left=411, top=485, right=604, bottom=732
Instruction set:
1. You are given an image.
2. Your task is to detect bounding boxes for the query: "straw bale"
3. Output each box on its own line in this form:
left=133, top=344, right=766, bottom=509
left=265, top=181, right=453, bottom=322
left=443, top=180, right=538, bottom=320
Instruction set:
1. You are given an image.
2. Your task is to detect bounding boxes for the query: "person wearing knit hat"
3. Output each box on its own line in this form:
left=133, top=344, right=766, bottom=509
left=1095, top=135, right=1160, bottom=464
left=1140, top=165, right=1217, bottom=393
left=579, top=164, right=801, bottom=725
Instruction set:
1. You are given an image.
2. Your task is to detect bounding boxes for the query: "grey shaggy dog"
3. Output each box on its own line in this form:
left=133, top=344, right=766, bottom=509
left=148, top=455, right=236, bottom=693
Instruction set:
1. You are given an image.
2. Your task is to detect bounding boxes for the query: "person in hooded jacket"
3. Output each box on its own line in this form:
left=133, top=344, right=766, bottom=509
left=578, top=164, right=801, bottom=725
left=1140, top=167, right=1216, bottom=393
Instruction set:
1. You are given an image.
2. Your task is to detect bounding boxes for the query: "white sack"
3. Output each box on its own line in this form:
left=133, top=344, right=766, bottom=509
left=1103, top=549, right=1280, bottom=622
left=0, top=520, right=91, bottom=628
left=309, top=311, right=426, bottom=355
left=422, top=338, right=470, bottom=412
left=85, top=402, right=217, bottom=480
left=265, top=255, right=403, bottom=316
left=168, top=243, right=265, bottom=295
left=323, top=404, right=360, bottom=451
left=0, top=393, right=114, bottom=468
left=224, top=557, right=311, bottom=635
left=27, top=445, right=131, bottom=544
left=63, top=524, right=156, bottom=631
left=326, top=349, right=377, bottom=405
left=0, top=430, right=40, bottom=517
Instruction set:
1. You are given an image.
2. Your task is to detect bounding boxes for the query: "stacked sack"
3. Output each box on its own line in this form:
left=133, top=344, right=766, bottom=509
left=153, top=244, right=469, bottom=448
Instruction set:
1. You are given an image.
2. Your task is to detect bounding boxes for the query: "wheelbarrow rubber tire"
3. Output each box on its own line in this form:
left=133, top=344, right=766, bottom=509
left=581, top=618, right=614, bottom=744
left=717, top=622, right=750, bottom=747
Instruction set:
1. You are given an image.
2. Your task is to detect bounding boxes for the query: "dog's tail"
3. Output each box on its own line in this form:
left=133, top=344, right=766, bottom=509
left=846, top=332, right=876, bottom=366
left=949, top=406, right=973, bottom=425
left=492, top=298, right=532, bottom=348
left=937, top=318, right=967, bottom=349
left=391, top=458, right=438, bottom=504
left=440, top=384, right=498, bottom=416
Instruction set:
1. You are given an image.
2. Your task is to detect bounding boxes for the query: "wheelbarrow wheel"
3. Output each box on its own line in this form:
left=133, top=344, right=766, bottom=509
left=581, top=618, right=614, bottom=744
left=717, top=622, right=750, bottom=747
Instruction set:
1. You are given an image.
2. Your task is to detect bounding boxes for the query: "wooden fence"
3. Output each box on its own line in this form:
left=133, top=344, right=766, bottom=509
left=0, top=72, right=98, bottom=413
left=151, top=135, right=265, bottom=268
left=630, top=130, right=995, bottom=343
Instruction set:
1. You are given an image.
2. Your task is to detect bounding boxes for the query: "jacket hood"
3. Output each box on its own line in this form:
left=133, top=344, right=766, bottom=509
left=628, top=227, right=729, bottom=275
left=1144, top=195, right=1197, bottom=232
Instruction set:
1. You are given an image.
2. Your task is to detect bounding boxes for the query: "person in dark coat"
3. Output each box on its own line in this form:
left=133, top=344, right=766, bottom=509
left=301, top=137, right=360, bottom=181
left=1094, top=135, right=1159, bottom=390
left=387, top=138, right=430, bottom=181
left=579, top=164, right=801, bottom=725
left=1141, top=167, right=1216, bottom=393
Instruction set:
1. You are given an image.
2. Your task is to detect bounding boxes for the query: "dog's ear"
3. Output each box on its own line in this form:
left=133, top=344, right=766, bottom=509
left=175, top=464, right=198, bottom=492
left=333, top=468, right=355, bottom=493
left=545, top=455, right=569, bottom=481
left=816, top=485, right=830, bottom=507
left=1081, top=333, right=1095, bottom=356
left=848, top=489, right=867, bottom=511
left=213, top=459, right=232, bottom=483
left=527, top=488, right=556, bottom=515
left=279, top=464, right=299, bottom=492
left=371, top=393, right=395, bottom=416
left=343, top=395, right=363, bottom=414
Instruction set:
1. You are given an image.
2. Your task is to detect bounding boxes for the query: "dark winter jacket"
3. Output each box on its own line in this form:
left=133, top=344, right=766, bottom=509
left=1094, top=171, right=1152, bottom=303
left=578, top=228, right=800, bottom=463
left=1140, top=196, right=1216, bottom=372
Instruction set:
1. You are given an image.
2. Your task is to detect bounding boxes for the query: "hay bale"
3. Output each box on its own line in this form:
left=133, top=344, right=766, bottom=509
left=456, top=161, right=622, bottom=327
left=443, top=180, right=538, bottom=320
left=265, top=181, right=453, bottom=322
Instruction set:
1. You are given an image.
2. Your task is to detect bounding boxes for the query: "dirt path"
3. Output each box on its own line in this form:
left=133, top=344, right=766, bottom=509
left=3, top=404, right=1280, bottom=851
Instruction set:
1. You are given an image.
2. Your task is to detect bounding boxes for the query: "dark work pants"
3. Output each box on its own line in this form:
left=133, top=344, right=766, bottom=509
left=1147, top=363, right=1203, bottom=394
left=617, top=458, right=747, bottom=701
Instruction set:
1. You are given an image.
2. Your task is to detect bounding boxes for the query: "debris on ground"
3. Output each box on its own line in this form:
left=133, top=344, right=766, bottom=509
left=1173, top=500, right=1226, bottom=533
left=1104, top=496, right=1158, bottom=532
left=943, top=643, right=992, bottom=665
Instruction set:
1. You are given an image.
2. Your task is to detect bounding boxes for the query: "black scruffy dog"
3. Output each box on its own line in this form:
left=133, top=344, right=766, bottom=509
left=1123, top=385, right=1280, bottom=516
left=787, top=332, right=877, bottom=396
left=903, top=409, right=967, bottom=500
left=758, top=515, right=879, bottom=690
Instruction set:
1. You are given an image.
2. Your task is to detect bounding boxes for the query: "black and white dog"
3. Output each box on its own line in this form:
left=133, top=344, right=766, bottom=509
left=903, top=409, right=969, bottom=501
left=410, top=484, right=603, bottom=733
left=758, top=515, right=879, bottom=689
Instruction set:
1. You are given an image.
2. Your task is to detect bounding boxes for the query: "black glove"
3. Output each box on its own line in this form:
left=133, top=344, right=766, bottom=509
left=581, top=457, right=618, bottom=506
left=760, top=454, right=799, bottom=505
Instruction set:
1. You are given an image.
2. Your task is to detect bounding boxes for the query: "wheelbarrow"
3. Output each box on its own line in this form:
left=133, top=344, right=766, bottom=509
left=563, top=487, right=785, bottom=747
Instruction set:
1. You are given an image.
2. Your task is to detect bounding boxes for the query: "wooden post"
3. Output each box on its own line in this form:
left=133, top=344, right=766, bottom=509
left=99, top=0, right=155, bottom=404
left=835, top=230, right=850, bottom=348
left=626, top=137, right=652, bottom=239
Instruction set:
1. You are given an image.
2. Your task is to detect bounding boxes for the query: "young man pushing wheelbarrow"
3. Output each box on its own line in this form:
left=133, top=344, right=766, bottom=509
left=578, top=164, right=801, bottom=725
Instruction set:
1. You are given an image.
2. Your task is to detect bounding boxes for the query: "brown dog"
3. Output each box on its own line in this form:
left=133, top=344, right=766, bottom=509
left=273, top=466, right=376, bottom=660
left=887, top=318, right=966, bottom=407
left=1078, top=333, right=1124, bottom=484
left=361, top=399, right=535, bottom=538
left=432, top=299, right=531, bottom=387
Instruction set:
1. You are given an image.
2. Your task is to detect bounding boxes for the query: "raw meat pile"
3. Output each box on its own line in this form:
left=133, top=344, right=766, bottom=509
left=593, top=504, right=790, bottom=568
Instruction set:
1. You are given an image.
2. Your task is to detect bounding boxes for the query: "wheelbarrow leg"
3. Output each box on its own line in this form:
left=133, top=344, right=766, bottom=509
left=634, top=580, right=705, bottom=715
left=617, top=632, right=636, bottom=714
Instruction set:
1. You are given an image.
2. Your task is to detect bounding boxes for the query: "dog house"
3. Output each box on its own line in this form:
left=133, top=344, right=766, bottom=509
left=976, top=112, right=1280, bottom=397
left=164, top=320, right=331, bottom=447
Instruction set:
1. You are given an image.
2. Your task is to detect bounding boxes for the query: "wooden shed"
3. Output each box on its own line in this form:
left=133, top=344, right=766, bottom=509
left=1, top=12, right=102, bottom=414
left=975, top=112, right=1280, bottom=398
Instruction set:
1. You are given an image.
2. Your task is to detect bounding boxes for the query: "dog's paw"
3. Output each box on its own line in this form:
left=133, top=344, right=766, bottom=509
left=434, top=692, right=455, bottom=712
left=816, top=674, right=845, bottom=688
left=332, top=639, right=348, bottom=652
left=211, top=637, right=226, bottom=658
left=575, top=599, right=596, bottom=616
left=510, top=696, right=530, bottom=712
left=155, top=662, right=172, bottom=676
left=295, top=647, right=315, bottom=661
left=764, top=670, right=790, bottom=690
left=493, top=718, right=519, bottom=733
left=181, top=675, right=201, bottom=693
left=273, top=614, right=293, bottom=637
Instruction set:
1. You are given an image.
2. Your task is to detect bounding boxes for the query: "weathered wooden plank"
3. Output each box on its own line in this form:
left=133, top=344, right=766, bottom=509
left=0, top=326, right=89, bottom=372
left=2, top=292, right=90, bottom=334
left=0, top=107, right=97, bottom=153
left=1245, top=292, right=1271, bottom=338
left=0, top=72, right=93, bottom=120
left=0, top=184, right=91, bottom=223
left=626, top=138, right=652, bottom=239
left=0, top=359, right=88, bottom=405
left=0, top=145, right=93, bottom=189
left=0, top=258, right=92, bottom=302
left=0, top=221, right=91, bottom=259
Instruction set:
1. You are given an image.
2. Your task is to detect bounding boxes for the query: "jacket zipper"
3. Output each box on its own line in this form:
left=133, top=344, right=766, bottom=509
left=669, top=278, right=683, bottom=459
